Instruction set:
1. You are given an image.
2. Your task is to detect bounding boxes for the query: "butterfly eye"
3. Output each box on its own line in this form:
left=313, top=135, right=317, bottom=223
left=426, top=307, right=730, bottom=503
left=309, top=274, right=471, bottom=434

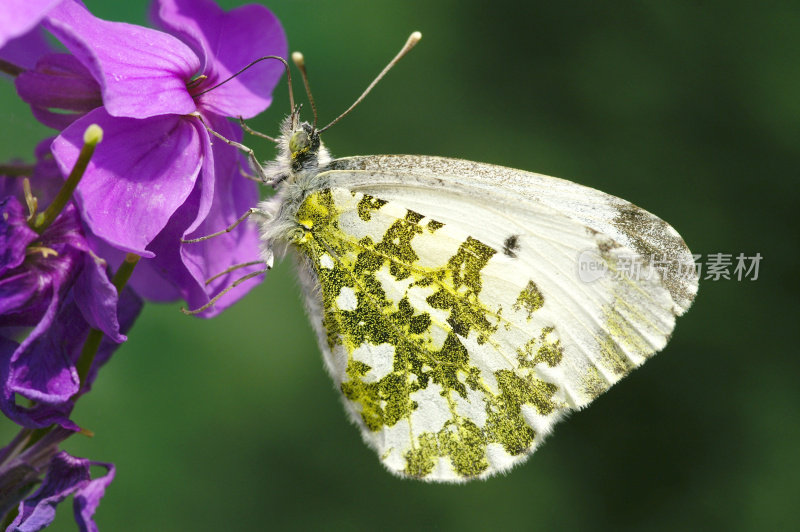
left=289, top=130, right=310, bottom=155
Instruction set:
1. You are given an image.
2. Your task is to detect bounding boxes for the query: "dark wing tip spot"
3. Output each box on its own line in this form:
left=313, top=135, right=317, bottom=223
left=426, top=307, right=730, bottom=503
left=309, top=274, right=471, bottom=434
left=503, top=235, right=521, bottom=258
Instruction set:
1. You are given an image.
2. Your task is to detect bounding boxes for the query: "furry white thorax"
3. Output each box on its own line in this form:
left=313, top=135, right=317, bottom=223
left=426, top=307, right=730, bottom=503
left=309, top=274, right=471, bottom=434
left=256, top=115, right=332, bottom=265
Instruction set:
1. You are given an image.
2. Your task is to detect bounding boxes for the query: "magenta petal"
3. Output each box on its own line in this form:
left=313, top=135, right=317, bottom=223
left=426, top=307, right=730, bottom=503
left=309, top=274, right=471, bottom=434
left=51, top=108, right=204, bottom=256
left=142, top=185, right=210, bottom=310
left=154, top=0, right=287, bottom=119
left=44, top=0, right=199, bottom=118
left=0, top=0, right=61, bottom=49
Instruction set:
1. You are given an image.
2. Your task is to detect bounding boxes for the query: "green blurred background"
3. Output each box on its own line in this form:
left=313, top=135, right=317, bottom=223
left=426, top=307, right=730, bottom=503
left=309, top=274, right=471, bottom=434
left=2, top=1, right=798, bottom=530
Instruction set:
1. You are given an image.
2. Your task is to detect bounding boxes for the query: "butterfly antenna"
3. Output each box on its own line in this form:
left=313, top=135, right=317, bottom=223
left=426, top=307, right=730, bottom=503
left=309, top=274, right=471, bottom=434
left=319, top=31, right=422, bottom=133
left=194, top=55, right=295, bottom=141
left=291, top=51, right=319, bottom=128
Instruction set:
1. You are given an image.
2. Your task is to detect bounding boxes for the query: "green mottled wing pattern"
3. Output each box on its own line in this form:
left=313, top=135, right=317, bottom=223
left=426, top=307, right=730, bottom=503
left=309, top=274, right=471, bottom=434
left=290, top=181, right=686, bottom=481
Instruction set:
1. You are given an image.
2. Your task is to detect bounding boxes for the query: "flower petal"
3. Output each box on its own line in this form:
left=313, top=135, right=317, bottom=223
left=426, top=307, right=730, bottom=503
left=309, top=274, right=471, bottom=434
left=0, top=0, right=61, bottom=49
left=44, top=0, right=199, bottom=118
left=73, top=253, right=124, bottom=343
left=0, top=25, right=52, bottom=70
left=153, top=0, right=287, bottom=119
left=73, top=461, right=115, bottom=532
left=51, top=108, right=204, bottom=256
left=6, top=289, right=79, bottom=405
left=16, top=53, right=102, bottom=113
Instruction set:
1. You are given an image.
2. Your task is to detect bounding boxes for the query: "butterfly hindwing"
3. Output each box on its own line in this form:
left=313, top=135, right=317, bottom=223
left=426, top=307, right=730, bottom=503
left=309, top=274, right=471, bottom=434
left=289, top=163, right=694, bottom=481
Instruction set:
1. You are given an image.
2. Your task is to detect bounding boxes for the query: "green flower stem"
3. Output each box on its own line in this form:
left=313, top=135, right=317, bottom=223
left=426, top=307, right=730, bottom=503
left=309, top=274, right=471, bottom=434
left=0, top=58, right=23, bottom=77
left=74, top=253, right=140, bottom=388
left=32, top=124, right=103, bottom=234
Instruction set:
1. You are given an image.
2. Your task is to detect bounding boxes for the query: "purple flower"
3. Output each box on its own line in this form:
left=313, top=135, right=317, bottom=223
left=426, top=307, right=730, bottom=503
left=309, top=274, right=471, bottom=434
left=0, top=426, right=114, bottom=532
left=43, top=0, right=286, bottom=316
left=0, top=152, right=143, bottom=430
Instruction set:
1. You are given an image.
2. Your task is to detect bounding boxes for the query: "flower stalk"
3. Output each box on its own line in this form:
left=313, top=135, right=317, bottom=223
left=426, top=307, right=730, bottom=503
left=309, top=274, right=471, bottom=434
left=31, top=124, right=102, bottom=234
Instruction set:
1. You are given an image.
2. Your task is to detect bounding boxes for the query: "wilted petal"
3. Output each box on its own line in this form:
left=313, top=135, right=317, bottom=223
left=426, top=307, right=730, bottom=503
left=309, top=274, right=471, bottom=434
left=44, top=0, right=199, bottom=118
left=73, top=461, right=114, bottom=532
left=0, top=0, right=62, bottom=49
left=153, top=0, right=287, bottom=119
left=51, top=108, right=204, bottom=256
left=9, top=451, right=113, bottom=532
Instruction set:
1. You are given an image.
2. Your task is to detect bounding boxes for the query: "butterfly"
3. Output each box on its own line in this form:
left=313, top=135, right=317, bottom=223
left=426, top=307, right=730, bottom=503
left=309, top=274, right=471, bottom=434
left=201, top=32, right=698, bottom=482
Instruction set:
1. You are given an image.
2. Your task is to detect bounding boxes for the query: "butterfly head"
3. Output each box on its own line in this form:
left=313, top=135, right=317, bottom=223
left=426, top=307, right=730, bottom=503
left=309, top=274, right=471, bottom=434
left=267, top=114, right=331, bottom=188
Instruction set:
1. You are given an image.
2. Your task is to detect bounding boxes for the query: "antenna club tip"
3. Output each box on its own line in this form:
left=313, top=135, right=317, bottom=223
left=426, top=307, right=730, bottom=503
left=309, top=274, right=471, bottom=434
left=291, top=51, right=305, bottom=67
left=408, top=31, right=422, bottom=45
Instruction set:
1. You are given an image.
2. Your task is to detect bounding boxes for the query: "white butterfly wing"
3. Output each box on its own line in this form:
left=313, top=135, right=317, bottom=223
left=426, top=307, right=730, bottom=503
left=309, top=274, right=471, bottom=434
left=327, top=155, right=697, bottom=314
left=288, top=155, right=696, bottom=482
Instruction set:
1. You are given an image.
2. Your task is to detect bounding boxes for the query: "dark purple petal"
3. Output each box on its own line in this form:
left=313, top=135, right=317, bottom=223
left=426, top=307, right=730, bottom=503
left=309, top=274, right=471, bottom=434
left=73, top=253, right=124, bottom=343
left=0, top=284, right=141, bottom=429
left=5, top=289, right=78, bottom=405
left=0, top=26, right=52, bottom=70
left=0, top=201, right=85, bottom=328
left=153, top=0, right=287, bottom=119
left=0, top=196, right=37, bottom=277
left=16, top=53, right=102, bottom=116
left=0, top=0, right=62, bottom=49
left=9, top=451, right=113, bottom=532
left=44, top=0, right=200, bottom=119
left=51, top=108, right=205, bottom=256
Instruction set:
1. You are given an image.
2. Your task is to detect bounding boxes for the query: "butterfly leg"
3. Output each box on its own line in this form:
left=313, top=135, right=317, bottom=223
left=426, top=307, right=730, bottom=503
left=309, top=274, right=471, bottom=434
left=180, top=207, right=268, bottom=244
left=204, top=260, right=266, bottom=286
left=181, top=266, right=270, bottom=316
left=191, top=112, right=280, bottom=187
